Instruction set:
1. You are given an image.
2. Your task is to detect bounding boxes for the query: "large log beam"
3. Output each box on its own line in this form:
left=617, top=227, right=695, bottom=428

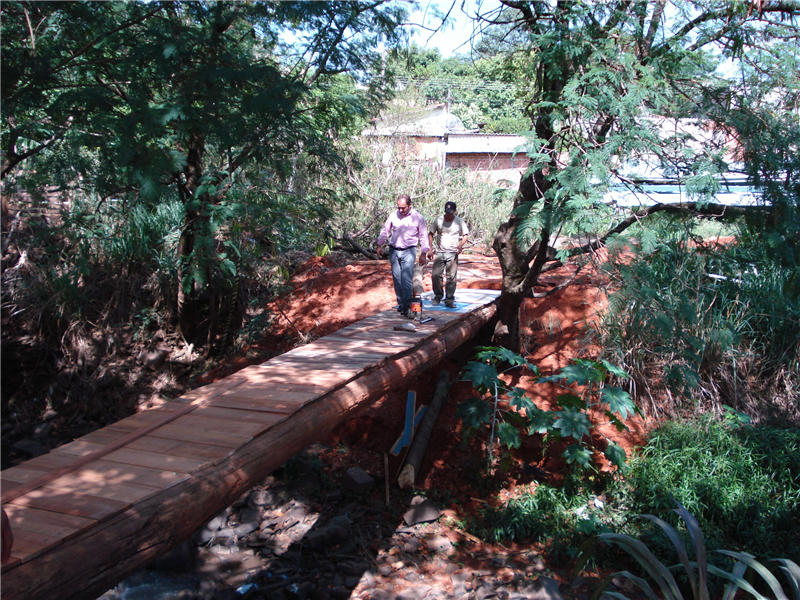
left=2, top=304, right=496, bottom=600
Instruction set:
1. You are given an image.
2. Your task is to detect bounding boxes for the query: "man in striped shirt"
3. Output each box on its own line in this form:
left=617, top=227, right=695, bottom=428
left=376, top=194, right=429, bottom=317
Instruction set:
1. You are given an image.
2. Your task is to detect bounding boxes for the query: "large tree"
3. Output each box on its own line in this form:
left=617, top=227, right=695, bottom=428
left=470, top=0, right=800, bottom=351
left=1, top=0, right=407, bottom=343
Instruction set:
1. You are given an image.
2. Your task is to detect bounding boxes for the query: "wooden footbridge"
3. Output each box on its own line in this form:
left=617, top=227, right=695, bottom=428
left=1, top=290, right=500, bottom=600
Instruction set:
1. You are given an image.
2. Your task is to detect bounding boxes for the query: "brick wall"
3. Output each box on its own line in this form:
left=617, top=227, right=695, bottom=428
left=445, top=153, right=530, bottom=186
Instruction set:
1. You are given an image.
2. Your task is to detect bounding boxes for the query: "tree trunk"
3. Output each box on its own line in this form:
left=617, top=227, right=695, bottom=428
left=398, top=369, right=450, bottom=489
left=176, top=135, right=210, bottom=343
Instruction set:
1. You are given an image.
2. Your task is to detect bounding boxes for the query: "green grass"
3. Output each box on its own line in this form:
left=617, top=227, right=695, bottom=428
left=617, top=416, right=800, bottom=563
left=466, top=415, right=799, bottom=573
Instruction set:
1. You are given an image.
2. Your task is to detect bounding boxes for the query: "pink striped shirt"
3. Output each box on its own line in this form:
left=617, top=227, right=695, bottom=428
left=377, top=208, right=430, bottom=253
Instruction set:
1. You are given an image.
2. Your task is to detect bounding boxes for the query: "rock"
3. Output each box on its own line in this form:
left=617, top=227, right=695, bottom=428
left=326, top=489, right=344, bottom=502
left=472, top=583, right=499, bottom=600
left=192, top=527, right=214, bottom=545
left=232, top=521, right=259, bottom=538
left=518, top=577, right=564, bottom=600
left=211, top=527, right=236, bottom=545
left=342, top=467, right=375, bottom=493
left=524, top=556, right=547, bottom=574
left=248, top=488, right=275, bottom=509
left=490, top=556, right=506, bottom=568
left=240, top=506, right=260, bottom=524
left=451, top=572, right=470, bottom=596
left=306, top=515, right=350, bottom=550
left=209, top=511, right=229, bottom=529
left=397, top=584, right=431, bottom=600
left=338, top=560, right=370, bottom=577
left=426, top=536, right=453, bottom=554
left=330, top=586, right=350, bottom=600
left=403, top=499, right=442, bottom=526
left=11, top=438, right=47, bottom=458
left=360, top=570, right=377, bottom=589
left=285, top=581, right=316, bottom=600
left=138, top=347, right=169, bottom=369
left=33, top=421, right=54, bottom=439
left=370, top=590, right=396, bottom=600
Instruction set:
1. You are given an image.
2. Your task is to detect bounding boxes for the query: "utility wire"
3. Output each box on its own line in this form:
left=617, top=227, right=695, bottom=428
left=387, top=75, right=521, bottom=92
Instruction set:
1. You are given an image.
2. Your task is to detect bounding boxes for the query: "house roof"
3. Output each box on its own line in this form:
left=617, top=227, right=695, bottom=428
left=445, top=133, right=529, bottom=154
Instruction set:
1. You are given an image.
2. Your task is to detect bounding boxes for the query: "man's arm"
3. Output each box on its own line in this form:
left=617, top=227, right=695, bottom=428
left=376, top=214, right=394, bottom=254
left=456, top=233, right=469, bottom=254
left=456, top=218, right=469, bottom=254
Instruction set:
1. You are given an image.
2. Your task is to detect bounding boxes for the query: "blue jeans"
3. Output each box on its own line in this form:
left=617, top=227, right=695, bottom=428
left=389, top=246, right=416, bottom=312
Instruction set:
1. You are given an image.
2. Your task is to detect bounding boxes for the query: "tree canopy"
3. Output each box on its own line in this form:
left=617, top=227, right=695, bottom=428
left=469, top=0, right=800, bottom=350
left=2, top=0, right=408, bottom=344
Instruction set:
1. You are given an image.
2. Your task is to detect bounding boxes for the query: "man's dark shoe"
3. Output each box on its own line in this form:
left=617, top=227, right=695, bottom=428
left=431, top=297, right=442, bottom=306
left=445, top=300, right=456, bottom=308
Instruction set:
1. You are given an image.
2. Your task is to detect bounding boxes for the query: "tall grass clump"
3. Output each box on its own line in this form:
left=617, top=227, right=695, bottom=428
left=614, top=415, right=800, bottom=564
left=1, top=194, right=184, bottom=346
left=597, top=223, right=800, bottom=423
left=473, top=482, right=605, bottom=562
left=337, top=137, right=513, bottom=250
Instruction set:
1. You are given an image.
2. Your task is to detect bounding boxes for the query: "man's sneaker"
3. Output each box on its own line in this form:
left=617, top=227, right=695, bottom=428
left=445, top=300, right=456, bottom=308
left=431, top=296, right=442, bottom=306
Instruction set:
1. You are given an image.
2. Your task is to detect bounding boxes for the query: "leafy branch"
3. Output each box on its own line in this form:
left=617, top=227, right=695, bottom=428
left=456, top=347, right=638, bottom=473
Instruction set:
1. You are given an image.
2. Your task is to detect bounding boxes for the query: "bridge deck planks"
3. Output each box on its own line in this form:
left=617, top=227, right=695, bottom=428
left=1, top=290, right=500, bottom=582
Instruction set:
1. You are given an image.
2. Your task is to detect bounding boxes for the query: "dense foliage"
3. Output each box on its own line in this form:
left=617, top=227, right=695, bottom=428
left=471, top=416, right=800, bottom=570
left=598, top=221, right=800, bottom=420
left=385, top=44, right=528, bottom=132
left=2, top=0, right=407, bottom=348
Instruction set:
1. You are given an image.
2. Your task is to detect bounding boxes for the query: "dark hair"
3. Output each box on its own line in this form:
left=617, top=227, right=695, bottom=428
left=397, top=194, right=411, bottom=205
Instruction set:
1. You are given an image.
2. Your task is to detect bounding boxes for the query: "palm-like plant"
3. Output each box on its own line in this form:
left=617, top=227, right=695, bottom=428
left=576, top=502, right=800, bottom=600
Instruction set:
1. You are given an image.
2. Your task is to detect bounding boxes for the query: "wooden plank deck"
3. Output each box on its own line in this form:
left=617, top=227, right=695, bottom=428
left=0, top=290, right=500, bottom=600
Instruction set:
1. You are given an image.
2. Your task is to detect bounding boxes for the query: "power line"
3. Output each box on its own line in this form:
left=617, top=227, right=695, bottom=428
left=392, top=76, right=521, bottom=92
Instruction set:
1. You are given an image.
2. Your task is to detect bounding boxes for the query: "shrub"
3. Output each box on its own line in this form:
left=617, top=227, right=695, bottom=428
left=618, top=416, right=800, bottom=563
left=597, top=229, right=800, bottom=423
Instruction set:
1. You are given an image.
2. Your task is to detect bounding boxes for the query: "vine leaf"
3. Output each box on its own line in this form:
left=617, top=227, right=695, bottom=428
left=528, top=407, right=554, bottom=435
left=602, top=386, right=637, bottom=420
left=462, top=361, right=500, bottom=394
left=509, top=387, right=537, bottom=417
left=497, top=422, right=521, bottom=449
left=553, top=407, right=592, bottom=440
left=454, top=397, right=492, bottom=430
left=601, top=359, right=629, bottom=379
left=604, top=442, right=628, bottom=470
left=563, top=443, right=593, bottom=467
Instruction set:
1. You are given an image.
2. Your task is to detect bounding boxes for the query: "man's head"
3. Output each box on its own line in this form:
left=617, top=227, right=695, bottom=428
left=444, top=201, right=456, bottom=221
left=397, top=194, right=411, bottom=216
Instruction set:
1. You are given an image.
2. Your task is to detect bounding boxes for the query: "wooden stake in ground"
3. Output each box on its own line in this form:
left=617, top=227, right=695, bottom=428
left=398, top=370, right=450, bottom=489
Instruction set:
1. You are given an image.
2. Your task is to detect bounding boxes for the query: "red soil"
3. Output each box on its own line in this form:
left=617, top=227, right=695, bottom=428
left=244, top=250, right=648, bottom=497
